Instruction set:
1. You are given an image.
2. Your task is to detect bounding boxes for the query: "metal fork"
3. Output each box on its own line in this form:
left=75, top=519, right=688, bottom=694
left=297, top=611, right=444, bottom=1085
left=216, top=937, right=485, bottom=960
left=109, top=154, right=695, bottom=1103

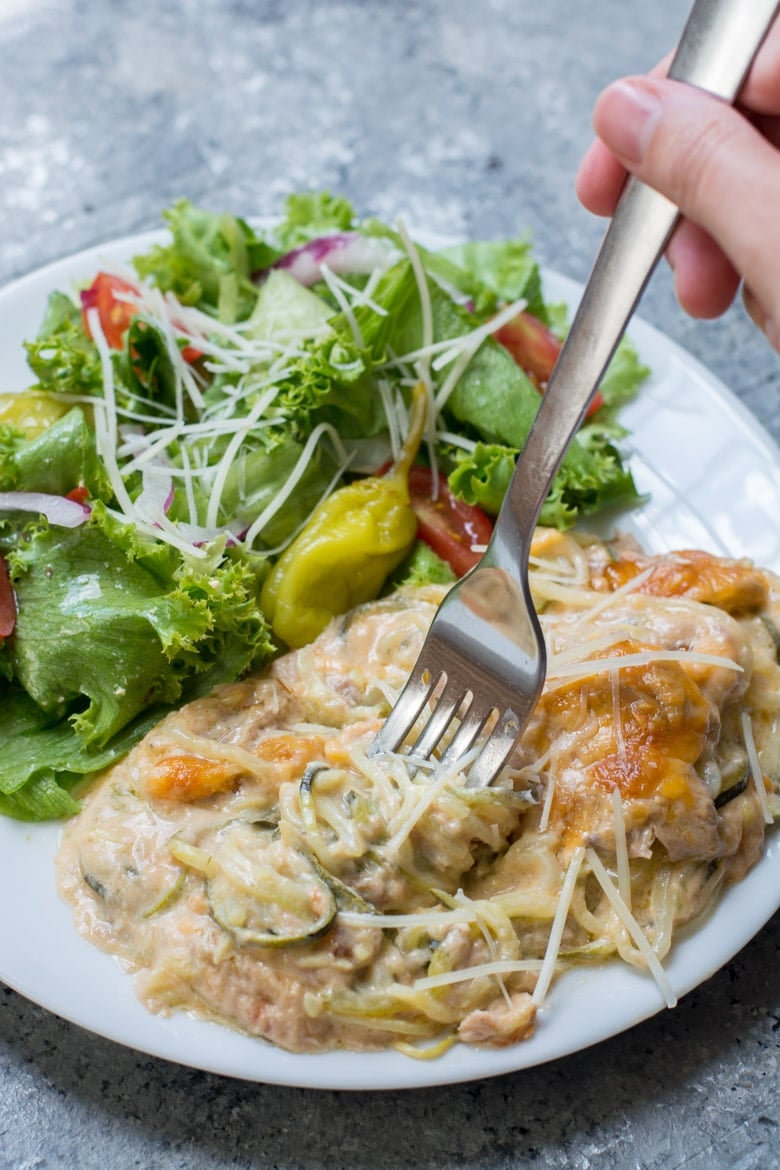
left=369, top=0, right=780, bottom=788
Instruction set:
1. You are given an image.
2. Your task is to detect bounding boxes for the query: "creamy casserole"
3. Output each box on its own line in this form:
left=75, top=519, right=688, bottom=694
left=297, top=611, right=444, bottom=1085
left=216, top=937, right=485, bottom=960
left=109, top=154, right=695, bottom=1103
left=57, top=531, right=780, bottom=1055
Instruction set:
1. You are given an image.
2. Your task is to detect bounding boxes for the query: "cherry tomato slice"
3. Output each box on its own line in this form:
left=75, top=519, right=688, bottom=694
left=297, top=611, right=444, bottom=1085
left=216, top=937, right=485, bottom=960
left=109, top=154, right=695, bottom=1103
left=407, top=466, right=493, bottom=578
left=81, top=272, right=203, bottom=362
left=81, top=273, right=139, bottom=350
left=66, top=485, right=90, bottom=504
left=494, top=310, right=604, bottom=417
left=0, top=554, right=17, bottom=639
left=494, top=310, right=560, bottom=386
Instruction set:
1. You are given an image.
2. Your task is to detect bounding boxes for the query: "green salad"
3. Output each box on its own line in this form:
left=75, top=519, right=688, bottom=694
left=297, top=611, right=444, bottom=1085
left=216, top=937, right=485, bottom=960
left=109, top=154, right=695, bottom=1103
left=0, top=191, right=648, bottom=820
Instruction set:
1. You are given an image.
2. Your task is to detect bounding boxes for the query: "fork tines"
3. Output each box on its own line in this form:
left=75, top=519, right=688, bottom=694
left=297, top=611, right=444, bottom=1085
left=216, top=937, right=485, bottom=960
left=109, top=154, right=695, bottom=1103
left=368, top=663, right=523, bottom=788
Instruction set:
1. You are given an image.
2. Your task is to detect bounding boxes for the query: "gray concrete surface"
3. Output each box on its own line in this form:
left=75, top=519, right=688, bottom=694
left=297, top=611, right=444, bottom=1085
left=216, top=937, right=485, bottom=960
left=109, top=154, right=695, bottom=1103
left=0, top=1, right=778, bottom=1167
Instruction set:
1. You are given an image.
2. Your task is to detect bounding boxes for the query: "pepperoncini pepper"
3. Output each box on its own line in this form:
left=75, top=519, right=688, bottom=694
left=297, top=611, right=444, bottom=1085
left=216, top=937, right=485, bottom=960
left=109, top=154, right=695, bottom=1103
left=0, top=391, right=71, bottom=437
left=261, top=381, right=429, bottom=648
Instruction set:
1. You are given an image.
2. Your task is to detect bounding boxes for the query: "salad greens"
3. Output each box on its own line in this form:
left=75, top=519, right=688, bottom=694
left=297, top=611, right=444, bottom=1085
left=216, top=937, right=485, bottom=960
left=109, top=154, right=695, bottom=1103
left=0, top=191, right=649, bottom=820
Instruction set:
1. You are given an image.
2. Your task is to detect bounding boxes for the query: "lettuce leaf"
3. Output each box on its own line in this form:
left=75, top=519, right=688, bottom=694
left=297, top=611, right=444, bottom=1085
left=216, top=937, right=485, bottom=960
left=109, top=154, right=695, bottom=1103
left=449, top=433, right=639, bottom=529
left=596, top=335, right=651, bottom=418
left=215, top=438, right=340, bottom=546
left=387, top=541, right=456, bottom=590
left=24, top=291, right=103, bottom=394
left=0, top=685, right=165, bottom=821
left=6, top=510, right=274, bottom=748
left=358, top=222, right=547, bottom=320
left=273, top=190, right=355, bottom=250
left=0, top=407, right=111, bottom=497
left=133, top=199, right=271, bottom=321
left=266, top=254, right=641, bottom=527
left=270, top=260, right=418, bottom=438
left=437, top=238, right=547, bottom=319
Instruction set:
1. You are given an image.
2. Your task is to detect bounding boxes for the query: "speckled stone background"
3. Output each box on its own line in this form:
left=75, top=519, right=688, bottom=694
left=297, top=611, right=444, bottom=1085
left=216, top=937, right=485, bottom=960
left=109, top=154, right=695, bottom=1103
left=1, top=2, right=779, bottom=1168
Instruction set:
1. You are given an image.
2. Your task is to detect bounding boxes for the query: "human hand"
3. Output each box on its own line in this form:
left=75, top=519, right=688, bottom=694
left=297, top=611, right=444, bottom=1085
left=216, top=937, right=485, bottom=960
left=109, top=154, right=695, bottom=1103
left=576, top=20, right=780, bottom=351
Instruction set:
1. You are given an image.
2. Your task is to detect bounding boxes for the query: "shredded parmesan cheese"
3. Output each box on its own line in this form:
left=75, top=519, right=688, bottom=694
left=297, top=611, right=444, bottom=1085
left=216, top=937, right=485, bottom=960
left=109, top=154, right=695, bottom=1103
left=586, top=848, right=677, bottom=1008
left=611, top=788, right=631, bottom=909
left=547, top=648, right=743, bottom=684
left=742, top=710, right=774, bottom=825
left=396, top=219, right=434, bottom=391
left=414, top=958, right=544, bottom=991
left=532, top=846, right=585, bottom=1007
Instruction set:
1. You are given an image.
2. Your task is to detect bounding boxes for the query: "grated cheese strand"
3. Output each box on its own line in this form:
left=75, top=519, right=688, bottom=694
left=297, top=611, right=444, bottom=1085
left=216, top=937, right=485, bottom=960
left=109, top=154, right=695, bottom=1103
left=538, top=771, right=556, bottom=833
left=324, top=265, right=388, bottom=318
left=532, top=846, right=585, bottom=1007
left=396, top=219, right=434, bottom=395
left=414, top=958, right=544, bottom=991
left=143, top=285, right=206, bottom=414
left=547, top=631, right=635, bottom=668
left=319, top=264, right=365, bottom=350
left=377, top=377, right=402, bottom=463
left=87, top=308, right=142, bottom=519
left=586, top=848, right=677, bottom=1008
left=570, top=565, right=656, bottom=626
left=381, top=747, right=480, bottom=857
left=432, top=296, right=527, bottom=376
left=242, top=421, right=349, bottom=551
left=204, top=383, right=282, bottom=529
left=741, top=710, right=774, bottom=825
left=434, top=428, right=478, bottom=454
left=611, top=668, right=626, bottom=761
left=611, top=788, right=631, bottom=909
left=547, top=648, right=743, bottom=684
left=453, top=890, right=513, bottom=1008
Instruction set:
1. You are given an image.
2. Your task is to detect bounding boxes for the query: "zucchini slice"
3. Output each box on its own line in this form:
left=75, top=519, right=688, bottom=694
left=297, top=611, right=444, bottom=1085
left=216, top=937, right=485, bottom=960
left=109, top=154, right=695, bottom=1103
left=714, top=768, right=750, bottom=809
left=143, top=871, right=186, bottom=919
left=307, top=851, right=378, bottom=914
left=205, top=820, right=337, bottom=948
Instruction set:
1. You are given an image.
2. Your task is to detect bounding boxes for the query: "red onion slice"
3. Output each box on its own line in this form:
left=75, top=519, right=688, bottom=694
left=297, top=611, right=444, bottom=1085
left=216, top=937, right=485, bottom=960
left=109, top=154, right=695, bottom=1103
left=0, top=491, right=91, bottom=528
left=268, top=233, right=397, bottom=287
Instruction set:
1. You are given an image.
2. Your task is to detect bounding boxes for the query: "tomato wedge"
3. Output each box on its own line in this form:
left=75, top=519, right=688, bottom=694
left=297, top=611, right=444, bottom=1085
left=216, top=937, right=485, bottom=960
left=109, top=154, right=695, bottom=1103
left=407, top=466, right=493, bottom=577
left=0, top=554, right=17, bottom=639
left=494, top=310, right=604, bottom=417
left=81, top=271, right=203, bottom=362
left=81, top=272, right=139, bottom=350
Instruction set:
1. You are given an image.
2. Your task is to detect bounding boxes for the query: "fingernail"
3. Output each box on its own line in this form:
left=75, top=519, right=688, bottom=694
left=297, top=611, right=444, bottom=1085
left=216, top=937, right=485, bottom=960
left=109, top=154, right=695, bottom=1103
left=595, top=80, right=661, bottom=164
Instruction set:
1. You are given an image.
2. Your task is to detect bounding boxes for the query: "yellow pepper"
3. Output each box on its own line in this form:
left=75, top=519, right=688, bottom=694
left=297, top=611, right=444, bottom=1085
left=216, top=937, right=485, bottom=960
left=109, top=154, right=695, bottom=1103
left=261, top=382, right=428, bottom=648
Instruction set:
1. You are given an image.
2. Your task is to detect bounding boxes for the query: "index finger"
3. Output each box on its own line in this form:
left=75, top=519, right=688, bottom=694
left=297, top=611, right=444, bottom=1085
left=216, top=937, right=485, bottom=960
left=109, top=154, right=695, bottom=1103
left=577, top=18, right=780, bottom=217
left=576, top=54, right=673, bottom=217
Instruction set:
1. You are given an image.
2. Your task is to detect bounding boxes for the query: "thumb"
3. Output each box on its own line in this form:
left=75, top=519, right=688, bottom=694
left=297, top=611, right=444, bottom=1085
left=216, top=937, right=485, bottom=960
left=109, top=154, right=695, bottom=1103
left=593, top=76, right=780, bottom=345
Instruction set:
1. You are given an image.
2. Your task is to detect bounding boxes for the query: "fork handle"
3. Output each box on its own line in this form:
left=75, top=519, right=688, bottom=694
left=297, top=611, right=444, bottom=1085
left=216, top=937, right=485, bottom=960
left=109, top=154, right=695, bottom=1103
left=490, top=0, right=779, bottom=572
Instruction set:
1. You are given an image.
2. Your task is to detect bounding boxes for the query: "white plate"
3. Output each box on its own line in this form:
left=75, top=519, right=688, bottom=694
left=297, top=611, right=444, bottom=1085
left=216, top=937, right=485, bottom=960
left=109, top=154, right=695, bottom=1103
left=0, top=233, right=778, bottom=1091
